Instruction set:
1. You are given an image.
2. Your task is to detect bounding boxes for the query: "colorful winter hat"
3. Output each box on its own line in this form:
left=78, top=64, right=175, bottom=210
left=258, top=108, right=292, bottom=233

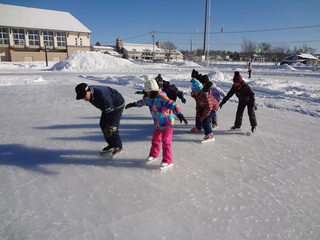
left=191, top=78, right=203, bottom=91
left=144, top=75, right=160, bottom=92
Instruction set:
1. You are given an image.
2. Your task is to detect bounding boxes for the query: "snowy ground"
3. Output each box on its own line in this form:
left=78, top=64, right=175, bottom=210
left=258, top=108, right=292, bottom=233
left=1, top=52, right=320, bottom=240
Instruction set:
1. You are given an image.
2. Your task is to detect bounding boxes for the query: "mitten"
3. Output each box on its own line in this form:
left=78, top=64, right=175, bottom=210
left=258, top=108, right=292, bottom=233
left=135, top=90, right=145, bottom=95
left=177, top=113, right=188, bottom=125
left=103, top=126, right=115, bottom=138
left=199, top=116, right=205, bottom=122
left=219, top=103, right=224, bottom=109
left=180, top=97, right=186, bottom=104
left=125, top=102, right=137, bottom=109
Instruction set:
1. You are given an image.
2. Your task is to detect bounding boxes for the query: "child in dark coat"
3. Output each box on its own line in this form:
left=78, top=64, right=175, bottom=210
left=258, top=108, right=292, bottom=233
left=155, top=74, right=186, bottom=104
left=219, top=71, right=257, bottom=132
left=135, top=74, right=186, bottom=104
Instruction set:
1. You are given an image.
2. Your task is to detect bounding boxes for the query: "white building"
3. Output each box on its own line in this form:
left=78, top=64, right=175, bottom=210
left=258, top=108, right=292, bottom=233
left=90, top=45, right=122, bottom=58
left=281, top=53, right=319, bottom=65
left=116, top=38, right=183, bottom=62
left=0, top=4, right=92, bottom=62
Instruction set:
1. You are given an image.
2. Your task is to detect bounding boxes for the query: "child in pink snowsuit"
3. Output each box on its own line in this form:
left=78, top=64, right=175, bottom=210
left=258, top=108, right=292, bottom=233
left=125, top=76, right=188, bottom=169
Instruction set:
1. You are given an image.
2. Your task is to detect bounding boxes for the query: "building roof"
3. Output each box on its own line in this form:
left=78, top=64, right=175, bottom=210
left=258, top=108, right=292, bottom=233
left=123, top=43, right=164, bottom=53
left=0, top=4, right=92, bottom=33
left=282, top=53, right=319, bottom=62
left=295, top=53, right=318, bottom=60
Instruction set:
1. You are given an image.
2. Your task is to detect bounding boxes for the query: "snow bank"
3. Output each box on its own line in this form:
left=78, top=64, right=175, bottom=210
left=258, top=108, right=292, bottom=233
left=0, top=75, right=46, bottom=86
left=277, top=64, right=297, bottom=71
left=51, top=51, right=136, bottom=72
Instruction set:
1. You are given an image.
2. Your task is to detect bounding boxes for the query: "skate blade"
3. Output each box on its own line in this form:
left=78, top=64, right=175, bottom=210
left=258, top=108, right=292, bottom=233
left=201, top=138, right=216, bottom=143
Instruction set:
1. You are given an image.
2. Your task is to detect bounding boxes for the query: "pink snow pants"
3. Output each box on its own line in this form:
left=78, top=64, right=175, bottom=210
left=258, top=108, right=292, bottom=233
left=149, top=128, right=173, bottom=164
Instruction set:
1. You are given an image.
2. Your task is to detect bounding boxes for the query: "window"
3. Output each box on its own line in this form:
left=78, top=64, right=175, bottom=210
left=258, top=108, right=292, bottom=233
left=75, top=38, right=78, bottom=45
left=28, top=30, right=39, bottom=46
left=13, top=28, right=25, bottom=45
left=56, top=32, right=66, bottom=47
left=43, top=31, right=53, bottom=46
left=80, top=38, right=82, bottom=46
left=0, top=27, right=9, bottom=44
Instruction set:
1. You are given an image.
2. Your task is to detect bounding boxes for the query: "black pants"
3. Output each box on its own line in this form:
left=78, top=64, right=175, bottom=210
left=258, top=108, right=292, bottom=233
left=234, top=101, right=257, bottom=127
left=99, top=105, right=124, bottom=148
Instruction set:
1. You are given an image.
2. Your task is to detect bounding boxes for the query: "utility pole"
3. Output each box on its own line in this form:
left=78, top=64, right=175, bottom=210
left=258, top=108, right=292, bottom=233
left=207, top=0, right=211, bottom=66
left=150, top=31, right=156, bottom=62
left=44, top=43, right=49, bottom=67
left=203, top=0, right=208, bottom=57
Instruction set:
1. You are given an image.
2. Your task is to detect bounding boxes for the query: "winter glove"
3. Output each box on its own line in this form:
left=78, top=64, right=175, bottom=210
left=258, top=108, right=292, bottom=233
left=125, top=102, right=137, bottom=109
left=135, top=90, right=145, bottom=95
left=254, top=105, right=258, bottom=111
left=103, top=126, right=117, bottom=138
left=180, top=97, right=186, bottom=104
left=219, top=102, right=224, bottom=109
left=199, top=116, right=205, bottom=122
left=177, top=113, right=188, bottom=125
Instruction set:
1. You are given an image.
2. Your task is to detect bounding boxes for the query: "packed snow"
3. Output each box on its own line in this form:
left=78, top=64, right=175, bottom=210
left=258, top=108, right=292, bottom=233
left=1, top=51, right=320, bottom=240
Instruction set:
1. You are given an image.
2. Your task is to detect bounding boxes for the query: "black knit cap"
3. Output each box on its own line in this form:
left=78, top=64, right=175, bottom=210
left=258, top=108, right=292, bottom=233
left=199, top=75, right=210, bottom=84
left=155, top=74, right=164, bottom=85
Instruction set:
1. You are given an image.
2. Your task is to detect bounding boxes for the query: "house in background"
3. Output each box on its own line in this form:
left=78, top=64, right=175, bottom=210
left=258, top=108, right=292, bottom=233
left=116, top=37, right=183, bottom=62
left=90, top=45, right=122, bottom=58
left=0, top=4, right=92, bottom=62
left=281, top=53, right=319, bottom=65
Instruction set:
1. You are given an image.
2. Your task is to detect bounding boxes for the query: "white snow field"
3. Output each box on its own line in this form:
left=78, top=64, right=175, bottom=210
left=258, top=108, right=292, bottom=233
left=1, top=51, right=320, bottom=240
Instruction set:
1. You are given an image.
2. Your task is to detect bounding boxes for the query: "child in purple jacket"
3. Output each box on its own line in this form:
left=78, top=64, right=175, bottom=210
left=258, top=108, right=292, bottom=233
left=125, top=76, right=188, bottom=169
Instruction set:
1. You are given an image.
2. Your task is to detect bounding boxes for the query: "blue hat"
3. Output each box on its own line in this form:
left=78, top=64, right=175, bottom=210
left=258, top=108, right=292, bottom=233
left=191, top=78, right=203, bottom=91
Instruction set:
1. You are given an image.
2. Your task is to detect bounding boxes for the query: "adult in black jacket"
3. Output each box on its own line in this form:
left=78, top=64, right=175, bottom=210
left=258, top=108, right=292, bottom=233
left=219, top=72, right=257, bottom=132
left=75, top=83, right=125, bottom=155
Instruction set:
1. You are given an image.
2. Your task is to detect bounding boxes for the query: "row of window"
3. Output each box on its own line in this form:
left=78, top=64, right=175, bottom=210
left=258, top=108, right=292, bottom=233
left=0, top=27, right=70, bottom=47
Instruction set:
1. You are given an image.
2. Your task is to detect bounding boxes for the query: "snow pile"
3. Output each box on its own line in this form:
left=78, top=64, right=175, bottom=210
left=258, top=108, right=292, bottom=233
left=277, top=64, right=297, bottom=71
left=51, top=51, right=137, bottom=72
left=51, top=51, right=204, bottom=73
left=0, top=62, right=46, bottom=70
left=0, top=75, right=46, bottom=86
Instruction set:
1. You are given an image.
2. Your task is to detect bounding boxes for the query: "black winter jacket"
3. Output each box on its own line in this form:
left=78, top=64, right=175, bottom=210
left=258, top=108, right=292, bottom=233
left=161, top=80, right=184, bottom=101
left=220, top=82, right=255, bottom=105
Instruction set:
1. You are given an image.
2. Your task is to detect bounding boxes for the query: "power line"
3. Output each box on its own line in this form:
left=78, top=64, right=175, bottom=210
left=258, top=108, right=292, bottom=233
left=157, top=24, right=320, bottom=35
left=122, top=33, right=150, bottom=41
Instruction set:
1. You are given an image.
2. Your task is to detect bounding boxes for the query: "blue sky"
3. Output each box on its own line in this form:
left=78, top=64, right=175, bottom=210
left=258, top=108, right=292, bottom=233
left=2, top=0, right=320, bottom=53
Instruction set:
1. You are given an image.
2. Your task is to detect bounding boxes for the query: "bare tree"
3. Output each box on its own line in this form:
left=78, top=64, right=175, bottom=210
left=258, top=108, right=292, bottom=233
left=241, top=38, right=256, bottom=57
left=258, top=42, right=272, bottom=60
left=258, top=42, right=271, bottom=53
left=162, top=41, right=177, bottom=62
left=293, top=44, right=316, bottom=55
left=272, top=43, right=290, bottom=62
